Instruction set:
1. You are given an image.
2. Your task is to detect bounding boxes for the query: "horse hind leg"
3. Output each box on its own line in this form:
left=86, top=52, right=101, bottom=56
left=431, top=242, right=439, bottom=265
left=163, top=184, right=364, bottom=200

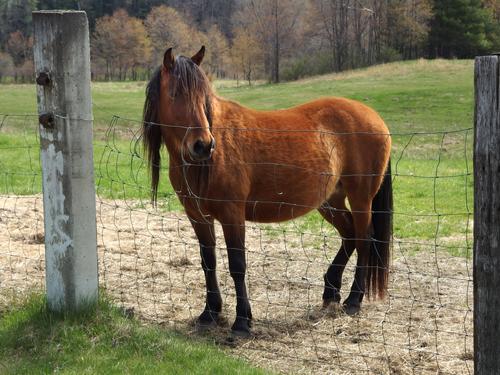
left=318, top=194, right=356, bottom=307
left=342, top=198, right=373, bottom=315
left=342, top=163, right=393, bottom=315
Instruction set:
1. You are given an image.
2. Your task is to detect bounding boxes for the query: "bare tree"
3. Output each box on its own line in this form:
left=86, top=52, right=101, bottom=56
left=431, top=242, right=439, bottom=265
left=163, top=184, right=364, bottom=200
left=231, top=27, right=263, bottom=84
left=145, top=5, right=204, bottom=66
left=92, top=9, right=151, bottom=80
left=234, top=0, right=301, bottom=83
left=0, top=52, right=14, bottom=81
left=202, top=25, right=230, bottom=78
left=5, top=30, right=32, bottom=66
left=5, top=30, right=33, bottom=82
left=169, top=0, right=237, bottom=37
left=307, top=0, right=380, bottom=71
left=386, top=0, right=433, bottom=59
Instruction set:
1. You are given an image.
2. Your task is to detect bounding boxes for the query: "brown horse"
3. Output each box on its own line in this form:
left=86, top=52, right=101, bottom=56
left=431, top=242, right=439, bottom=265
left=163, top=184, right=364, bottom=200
left=143, top=46, right=393, bottom=336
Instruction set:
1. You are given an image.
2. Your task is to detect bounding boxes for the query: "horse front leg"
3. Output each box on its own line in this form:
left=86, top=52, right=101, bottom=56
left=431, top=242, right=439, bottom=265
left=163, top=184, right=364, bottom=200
left=189, top=217, right=222, bottom=328
left=222, top=218, right=252, bottom=336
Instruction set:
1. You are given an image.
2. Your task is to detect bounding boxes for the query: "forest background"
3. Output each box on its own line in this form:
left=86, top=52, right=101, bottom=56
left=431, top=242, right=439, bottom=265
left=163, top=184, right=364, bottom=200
left=1, top=0, right=499, bottom=83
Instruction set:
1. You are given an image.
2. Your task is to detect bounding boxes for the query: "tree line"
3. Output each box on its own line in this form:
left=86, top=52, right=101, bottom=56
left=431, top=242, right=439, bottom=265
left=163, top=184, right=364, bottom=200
left=1, top=0, right=499, bottom=83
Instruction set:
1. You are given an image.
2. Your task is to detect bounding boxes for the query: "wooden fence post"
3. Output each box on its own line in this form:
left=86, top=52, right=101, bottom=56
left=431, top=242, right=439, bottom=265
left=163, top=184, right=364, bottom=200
left=474, top=55, right=500, bottom=373
left=32, top=11, right=98, bottom=312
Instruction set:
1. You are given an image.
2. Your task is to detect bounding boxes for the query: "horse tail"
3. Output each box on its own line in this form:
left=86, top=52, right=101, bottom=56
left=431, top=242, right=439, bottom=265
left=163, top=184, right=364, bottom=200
left=366, top=159, right=393, bottom=299
left=142, top=68, right=162, bottom=205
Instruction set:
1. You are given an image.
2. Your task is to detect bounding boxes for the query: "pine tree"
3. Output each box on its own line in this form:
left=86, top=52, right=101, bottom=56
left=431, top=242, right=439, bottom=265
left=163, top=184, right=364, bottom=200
left=429, top=0, right=494, bottom=58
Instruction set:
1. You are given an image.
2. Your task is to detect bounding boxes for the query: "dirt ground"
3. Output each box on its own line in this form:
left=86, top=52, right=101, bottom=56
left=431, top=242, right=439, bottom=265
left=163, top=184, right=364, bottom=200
left=0, top=195, right=473, bottom=374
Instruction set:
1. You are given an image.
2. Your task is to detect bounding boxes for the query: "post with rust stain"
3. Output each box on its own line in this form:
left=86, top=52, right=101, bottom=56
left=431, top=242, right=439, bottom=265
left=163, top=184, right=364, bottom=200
left=474, top=54, right=500, bottom=374
left=32, top=11, right=98, bottom=312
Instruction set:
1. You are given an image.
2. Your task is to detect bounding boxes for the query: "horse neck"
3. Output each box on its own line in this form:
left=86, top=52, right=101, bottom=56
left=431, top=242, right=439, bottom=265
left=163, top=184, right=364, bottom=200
left=213, top=96, right=255, bottom=132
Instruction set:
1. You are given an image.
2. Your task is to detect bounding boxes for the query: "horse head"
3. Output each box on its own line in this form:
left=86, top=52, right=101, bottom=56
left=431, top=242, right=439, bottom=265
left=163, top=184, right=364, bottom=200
left=159, top=46, right=215, bottom=162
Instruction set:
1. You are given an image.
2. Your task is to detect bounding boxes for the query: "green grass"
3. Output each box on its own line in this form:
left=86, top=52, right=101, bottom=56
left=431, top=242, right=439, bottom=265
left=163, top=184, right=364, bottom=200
left=222, top=59, right=473, bottom=133
left=0, top=293, right=268, bottom=375
left=0, top=59, right=474, bottom=248
left=0, top=59, right=473, bottom=130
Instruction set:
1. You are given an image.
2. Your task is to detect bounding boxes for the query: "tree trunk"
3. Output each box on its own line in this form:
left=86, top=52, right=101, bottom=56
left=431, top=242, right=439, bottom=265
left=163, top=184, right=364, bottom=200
left=272, top=0, right=280, bottom=83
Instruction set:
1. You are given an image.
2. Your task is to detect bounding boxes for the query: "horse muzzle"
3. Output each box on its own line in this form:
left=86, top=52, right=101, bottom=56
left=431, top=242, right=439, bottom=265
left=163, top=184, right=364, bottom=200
left=189, top=137, right=216, bottom=161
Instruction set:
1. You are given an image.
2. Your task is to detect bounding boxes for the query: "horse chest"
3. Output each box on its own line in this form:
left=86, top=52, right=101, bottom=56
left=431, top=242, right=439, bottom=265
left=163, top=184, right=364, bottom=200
left=168, top=163, right=220, bottom=218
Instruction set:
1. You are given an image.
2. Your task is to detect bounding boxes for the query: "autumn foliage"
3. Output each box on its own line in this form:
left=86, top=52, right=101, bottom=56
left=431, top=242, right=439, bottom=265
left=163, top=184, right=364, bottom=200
left=0, top=0, right=499, bottom=83
left=92, top=9, right=151, bottom=81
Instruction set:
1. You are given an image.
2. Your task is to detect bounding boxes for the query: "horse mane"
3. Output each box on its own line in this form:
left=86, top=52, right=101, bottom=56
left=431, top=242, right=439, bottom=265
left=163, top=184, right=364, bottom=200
left=142, top=57, right=214, bottom=205
left=142, top=67, right=162, bottom=205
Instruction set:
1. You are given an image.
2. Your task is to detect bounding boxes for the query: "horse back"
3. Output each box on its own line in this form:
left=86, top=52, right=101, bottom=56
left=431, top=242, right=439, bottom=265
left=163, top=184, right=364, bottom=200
left=189, top=97, right=390, bottom=223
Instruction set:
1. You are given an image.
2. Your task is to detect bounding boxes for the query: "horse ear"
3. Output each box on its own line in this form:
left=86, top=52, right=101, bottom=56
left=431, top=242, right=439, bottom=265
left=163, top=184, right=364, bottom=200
left=163, top=48, right=175, bottom=71
left=191, top=46, right=205, bottom=66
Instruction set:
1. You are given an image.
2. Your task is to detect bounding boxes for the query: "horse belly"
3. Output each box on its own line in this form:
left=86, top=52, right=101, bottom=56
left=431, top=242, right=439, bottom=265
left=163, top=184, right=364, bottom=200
left=245, top=165, right=338, bottom=223
left=244, top=202, right=314, bottom=223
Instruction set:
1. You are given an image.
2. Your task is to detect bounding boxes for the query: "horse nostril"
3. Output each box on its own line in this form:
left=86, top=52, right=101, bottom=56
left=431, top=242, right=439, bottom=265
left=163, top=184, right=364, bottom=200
left=193, top=140, right=205, bottom=156
left=210, top=137, right=216, bottom=150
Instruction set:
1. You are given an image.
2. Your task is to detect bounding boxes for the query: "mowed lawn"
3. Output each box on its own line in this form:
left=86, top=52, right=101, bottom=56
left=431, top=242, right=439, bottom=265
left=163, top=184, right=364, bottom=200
left=0, top=59, right=474, bottom=252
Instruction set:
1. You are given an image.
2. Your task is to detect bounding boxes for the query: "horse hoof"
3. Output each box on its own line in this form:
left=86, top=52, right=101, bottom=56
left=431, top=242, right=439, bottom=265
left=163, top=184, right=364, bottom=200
left=230, top=328, right=251, bottom=338
left=196, top=310, right=220, bottom=331
left=231, top=319, right=251, bottom=338
left=323, top=288, right=341, bottom=305
left=323, top=296, right=341, bottom=308
left=196, top=319, right=218, bottom=332
left=343, top=303, right=361, bottom=316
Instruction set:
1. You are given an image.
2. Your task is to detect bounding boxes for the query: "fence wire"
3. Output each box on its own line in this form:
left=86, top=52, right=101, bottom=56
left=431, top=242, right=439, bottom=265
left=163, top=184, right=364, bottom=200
left=0, top=114, right=45, bottom=304
left=0, top=113, right=473, bottom=374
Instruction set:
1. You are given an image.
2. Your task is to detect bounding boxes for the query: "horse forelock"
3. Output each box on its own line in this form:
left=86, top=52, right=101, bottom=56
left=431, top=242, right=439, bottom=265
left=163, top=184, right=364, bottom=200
left=171, top=56, right=213, bottom=121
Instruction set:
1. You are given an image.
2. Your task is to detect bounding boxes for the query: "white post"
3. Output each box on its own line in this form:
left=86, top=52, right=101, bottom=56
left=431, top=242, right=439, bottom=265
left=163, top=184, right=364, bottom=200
left=32, top=11, right=98, bottom=311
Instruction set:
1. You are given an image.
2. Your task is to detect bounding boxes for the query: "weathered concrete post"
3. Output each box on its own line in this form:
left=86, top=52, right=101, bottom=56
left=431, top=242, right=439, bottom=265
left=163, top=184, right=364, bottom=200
left=474, top=54, right=500, bottom=374
left=32, top=11, right=98, bottom=311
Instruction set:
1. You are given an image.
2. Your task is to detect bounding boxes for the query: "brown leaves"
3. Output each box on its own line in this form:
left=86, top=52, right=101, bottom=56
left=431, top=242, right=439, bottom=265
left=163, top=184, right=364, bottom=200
left=5, top=31, right=32, bottom=67
left=92, top=9, right=151, bottom=80
left=145, top=6, right=202, bottom=66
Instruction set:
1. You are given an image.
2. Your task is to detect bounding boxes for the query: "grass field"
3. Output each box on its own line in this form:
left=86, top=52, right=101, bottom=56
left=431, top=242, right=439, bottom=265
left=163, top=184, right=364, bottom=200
left=0, top=59, right=473, bottom=131
left=0, top=294, right=267, bottom=375
left=0, top=59, right=474, bottom=250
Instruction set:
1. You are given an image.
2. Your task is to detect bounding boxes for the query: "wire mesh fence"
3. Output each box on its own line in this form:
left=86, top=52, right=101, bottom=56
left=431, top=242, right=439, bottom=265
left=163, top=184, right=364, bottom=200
left=0, top=114, right=45, bottom=305
left=0, top=113, right=473, bottom=374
